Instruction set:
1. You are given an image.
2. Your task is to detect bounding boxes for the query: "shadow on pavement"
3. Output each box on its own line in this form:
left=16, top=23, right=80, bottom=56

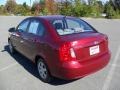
left=1, top=45, right=78, bottom=85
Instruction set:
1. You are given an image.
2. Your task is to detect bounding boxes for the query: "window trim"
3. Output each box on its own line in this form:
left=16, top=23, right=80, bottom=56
left=16, top=18, right=30, bottom=33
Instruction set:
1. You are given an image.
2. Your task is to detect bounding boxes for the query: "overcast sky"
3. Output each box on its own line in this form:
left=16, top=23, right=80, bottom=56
left=0, top=0, right=109, bottom=6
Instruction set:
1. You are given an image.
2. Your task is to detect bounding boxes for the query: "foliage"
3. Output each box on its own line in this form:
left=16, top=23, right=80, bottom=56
left=0, top=0, right=120, bottom=19
left=104, top=0, right=120, bottom=19
left=59, top=1, right=73, bottom=16
left=0, top=5, right=7, bottom=14
left=5, top=0, right=17, bottom=14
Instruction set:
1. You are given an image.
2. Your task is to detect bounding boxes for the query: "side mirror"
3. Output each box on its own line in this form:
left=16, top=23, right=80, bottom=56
left=8, top=27, right=15, bottom=32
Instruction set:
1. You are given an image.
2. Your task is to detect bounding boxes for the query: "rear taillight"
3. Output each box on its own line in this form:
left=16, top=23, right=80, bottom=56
left=104, top=34, right=108, bottom=40
left=101, top=34, right=109, bottom=51
left=104, top=35, right=109, bottom=49
left=59, top=43, right=76, bottom=62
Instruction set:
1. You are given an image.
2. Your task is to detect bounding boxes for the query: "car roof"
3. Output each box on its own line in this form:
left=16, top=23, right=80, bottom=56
left=34, top=15, right=78, bottom=21
left=39, top=15, right=65, bottom=19
left=39, top=15, right=67, bottom=20
left=26, top=15, right=83, bottom=23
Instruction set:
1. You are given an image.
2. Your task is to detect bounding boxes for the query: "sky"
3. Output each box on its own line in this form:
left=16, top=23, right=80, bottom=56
left=0, top=0, right=109, bottom=6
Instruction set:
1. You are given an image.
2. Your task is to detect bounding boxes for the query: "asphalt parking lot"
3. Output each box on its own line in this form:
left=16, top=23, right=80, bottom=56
left=0, top=16, right=120, bottom=90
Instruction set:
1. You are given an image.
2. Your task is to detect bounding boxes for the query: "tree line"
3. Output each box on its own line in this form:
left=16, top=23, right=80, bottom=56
left=0, top=0, right=120, bottom=18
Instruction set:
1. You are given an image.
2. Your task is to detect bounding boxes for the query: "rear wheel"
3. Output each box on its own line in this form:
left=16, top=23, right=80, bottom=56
left=37, top=58, right=52, bottom=83
left=8, top=40, right=16, bottom=54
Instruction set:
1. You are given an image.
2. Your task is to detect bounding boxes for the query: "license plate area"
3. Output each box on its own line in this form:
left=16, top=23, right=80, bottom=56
left=89, top=45, right=100, bottom=55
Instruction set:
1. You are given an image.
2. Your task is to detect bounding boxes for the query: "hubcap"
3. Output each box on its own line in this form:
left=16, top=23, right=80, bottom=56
left=38, top=61, right=47, bottom=80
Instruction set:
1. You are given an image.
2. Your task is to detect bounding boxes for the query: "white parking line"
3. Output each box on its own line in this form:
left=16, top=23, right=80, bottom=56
left=0, top=62, right=17, bottom=72
left=111, top=64, right=120, bottom=68
left=102, top=46, right=120, bottom=90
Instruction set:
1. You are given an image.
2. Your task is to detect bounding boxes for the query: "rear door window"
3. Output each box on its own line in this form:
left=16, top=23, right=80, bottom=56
left=28, top=19, right=45, bottom=36
left=28, top=20, right=39, bottom=34
left=53, top=19, right=64, bottom=30
left=37, top=21, right=45, bottom=36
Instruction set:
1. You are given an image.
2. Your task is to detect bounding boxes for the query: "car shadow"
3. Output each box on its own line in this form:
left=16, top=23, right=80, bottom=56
left=1, top=45, right=78, bottom=85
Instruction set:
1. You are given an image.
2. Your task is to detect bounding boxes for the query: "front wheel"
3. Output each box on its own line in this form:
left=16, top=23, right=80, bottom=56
left=37, top=58, right=52, bottom=83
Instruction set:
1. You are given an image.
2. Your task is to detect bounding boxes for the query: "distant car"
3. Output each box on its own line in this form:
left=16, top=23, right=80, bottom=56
left=8, top=15, right=111, bottom=83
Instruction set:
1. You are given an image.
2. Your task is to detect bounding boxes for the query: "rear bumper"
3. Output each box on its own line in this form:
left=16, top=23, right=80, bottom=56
left=53, top=51, right=111, bottom=80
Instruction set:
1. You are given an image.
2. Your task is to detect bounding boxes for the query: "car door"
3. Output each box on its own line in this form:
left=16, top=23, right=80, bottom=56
left=14, top=19, right=30, bottom=55
left=23, top=19, right=46, bottom=60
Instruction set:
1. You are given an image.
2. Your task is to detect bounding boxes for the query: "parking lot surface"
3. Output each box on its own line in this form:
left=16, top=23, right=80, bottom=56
left=0, top=16, right=120, bottom=90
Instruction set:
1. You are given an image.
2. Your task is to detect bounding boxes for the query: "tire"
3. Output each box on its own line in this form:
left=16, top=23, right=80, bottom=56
left=37, top=58, right=52, bottom=83
left=8, top=40, right=16, bottom=54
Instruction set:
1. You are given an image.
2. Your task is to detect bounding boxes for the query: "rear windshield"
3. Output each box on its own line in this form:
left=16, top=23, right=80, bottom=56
left=51, top=17, right=96, bottom=35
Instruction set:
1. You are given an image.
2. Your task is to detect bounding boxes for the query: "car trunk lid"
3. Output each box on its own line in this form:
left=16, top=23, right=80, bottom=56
left=60, top=32, right=108, bottom=61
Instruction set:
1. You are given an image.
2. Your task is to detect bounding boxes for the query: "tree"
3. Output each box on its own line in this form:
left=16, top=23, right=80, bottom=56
left=72, top=0, right=95, bottom=17
left=112, top=0, right=120, bottom=10
left=45, top=0, right=57, bottom=14
left=96, top=1, right=104, bottom=13
left=59, top=0, right=73, bottom=16
left=5, top=0, right=16, bottom=14
left=40, top=0, right=45, bottom=4
left=0, top=5, right=6, bottom=14
left=88, top=0, right=96, bottom=5
left=105, top=1, right=116, bottom=18
left=73, top=0, right=82, bottom=16
left=23, top=2, right=28, bottom=9
left=0, top=0, right=119, bottom=18
left=14, top=5, right=25, bottom=15
left=88, top=0, right=101, bottom=17
left=22, top=2, right=31, bottom=15
left=31, top=1, right=41, bottom=15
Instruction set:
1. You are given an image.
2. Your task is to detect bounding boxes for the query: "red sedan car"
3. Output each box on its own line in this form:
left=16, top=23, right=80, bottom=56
left=8, top=15, right=111, bottom=82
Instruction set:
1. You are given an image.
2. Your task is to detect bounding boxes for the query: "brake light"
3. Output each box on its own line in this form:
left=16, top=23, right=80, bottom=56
left=104, top=34, right=108, bottom=40
left=59, top=43, right=76, bottom=61
left=104, top=35, right=109, bottom=49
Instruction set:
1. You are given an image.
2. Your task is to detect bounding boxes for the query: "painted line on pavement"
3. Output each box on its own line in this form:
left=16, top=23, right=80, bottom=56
left=102, top=46, right=120, bottom=90
left=0, top=62, right=17, bottom=72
